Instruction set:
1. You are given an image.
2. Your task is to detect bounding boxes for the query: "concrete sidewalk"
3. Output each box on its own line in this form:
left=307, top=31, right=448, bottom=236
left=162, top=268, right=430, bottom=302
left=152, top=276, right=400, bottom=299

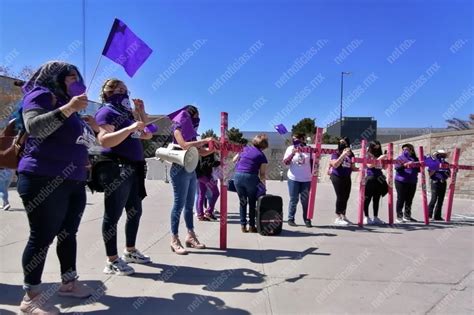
left=0, top=180, right=473, bottom=314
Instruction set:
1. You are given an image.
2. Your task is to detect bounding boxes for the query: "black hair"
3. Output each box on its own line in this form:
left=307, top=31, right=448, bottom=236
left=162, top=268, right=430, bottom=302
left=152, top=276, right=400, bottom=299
left=186, top=105, right=199, bottom=118
left=368, top=140, right=382, bottom=157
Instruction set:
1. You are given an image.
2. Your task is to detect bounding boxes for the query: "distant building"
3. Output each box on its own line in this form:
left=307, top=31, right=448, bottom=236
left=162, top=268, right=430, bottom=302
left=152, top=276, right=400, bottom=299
left=326, top=117, right=377, bottom=147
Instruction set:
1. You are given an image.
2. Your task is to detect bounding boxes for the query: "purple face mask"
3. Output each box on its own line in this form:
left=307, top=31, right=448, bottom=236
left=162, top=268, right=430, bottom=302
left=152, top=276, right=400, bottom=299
left=293, top=139, right=302, bottom=147
left=68, top=81, right=86, bottom=97
left=403, top=149, right=411, bottom=157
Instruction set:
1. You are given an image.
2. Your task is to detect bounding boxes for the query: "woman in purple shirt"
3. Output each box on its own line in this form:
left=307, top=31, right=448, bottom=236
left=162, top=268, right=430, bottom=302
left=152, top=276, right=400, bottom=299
left=169, top=105, right=214, bottom=254
left=330, top=137, right=358, bottom=225
left=94, top=79, right=153, bottom=276
left=426, top=149, right=450, bottom=221
left=364, top=140, right=387, bottom=225
left=233, top=134, right=268, bottom=233
left=17, top=61, right=95, bottom=314
left=394, top=143, right=420, bottom=223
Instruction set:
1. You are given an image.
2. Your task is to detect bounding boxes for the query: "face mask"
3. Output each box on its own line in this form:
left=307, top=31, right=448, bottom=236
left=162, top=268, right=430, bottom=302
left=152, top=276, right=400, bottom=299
left=68, top=81, right=86, bottom=97
left=293, top=139, right=302, bottom=147
left=403, top=149, right=411, bottom=157
left=338, top=143, right=347, bottom=152
left=107, top=94, right=131, bottom=110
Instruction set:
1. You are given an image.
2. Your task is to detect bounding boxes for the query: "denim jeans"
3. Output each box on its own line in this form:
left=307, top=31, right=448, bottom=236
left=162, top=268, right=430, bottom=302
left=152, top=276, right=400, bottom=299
left=17, top=173, right=86, bottom=291
left=233, top=172, right=259, bottom=227
left=287, top=179, right=310, bottom=221
left=97, top=162, right=143, bottom=257
left=0, top=168, right=13, bottom=205
left=170, top=163, right=196, bottom=235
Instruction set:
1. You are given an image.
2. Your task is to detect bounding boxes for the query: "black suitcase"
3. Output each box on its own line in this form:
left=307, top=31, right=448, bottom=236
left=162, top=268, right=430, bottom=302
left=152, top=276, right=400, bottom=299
left=256, top=194, right=283, bottom=236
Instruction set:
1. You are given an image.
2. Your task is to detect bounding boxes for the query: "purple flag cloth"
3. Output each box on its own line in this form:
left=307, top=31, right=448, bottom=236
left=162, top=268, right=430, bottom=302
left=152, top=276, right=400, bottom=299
left=102, top=18, right=153, bottom=77
left=274, top=123, right=288, bottom=135
left=167, top=106, right=197, bottom=141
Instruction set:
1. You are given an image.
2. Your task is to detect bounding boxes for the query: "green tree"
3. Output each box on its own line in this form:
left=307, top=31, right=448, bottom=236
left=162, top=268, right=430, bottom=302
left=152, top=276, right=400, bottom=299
left=201, top=129, right=218, bottom=139
left=322, top=132, right=339, bottom=144
left=291, top=118, right=315, bottom=137
left=227, top=127, right=248, bottom=145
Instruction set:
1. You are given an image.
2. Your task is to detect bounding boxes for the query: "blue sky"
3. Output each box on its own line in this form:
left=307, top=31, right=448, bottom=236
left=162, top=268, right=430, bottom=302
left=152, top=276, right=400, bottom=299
left=1, top=0, right=472, bottom=133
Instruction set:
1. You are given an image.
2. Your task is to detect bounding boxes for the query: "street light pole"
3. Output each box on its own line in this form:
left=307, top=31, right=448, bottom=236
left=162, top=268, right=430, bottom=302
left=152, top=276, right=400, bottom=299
left=340, top=72, right=351, bottom=122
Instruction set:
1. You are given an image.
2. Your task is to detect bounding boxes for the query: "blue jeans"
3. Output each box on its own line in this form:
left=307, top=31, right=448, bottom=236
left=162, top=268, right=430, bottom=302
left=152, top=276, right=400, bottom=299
left=17, top=173, right=86, bottom=291
left=233, top=172, right=259, bottom=227
left=287, top=179, right=311, bottom=221
left=98, top=162, right=143, bottom=257
left=170, top=163, right=196, bottom=235
left=0, top=168, right=13, bottom=205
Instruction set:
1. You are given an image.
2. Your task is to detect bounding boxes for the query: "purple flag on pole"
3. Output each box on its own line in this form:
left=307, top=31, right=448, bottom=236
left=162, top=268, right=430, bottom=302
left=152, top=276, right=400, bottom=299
left=102, top=18, right=153, bottom=77
left=274, top=123, right=288, bottom=135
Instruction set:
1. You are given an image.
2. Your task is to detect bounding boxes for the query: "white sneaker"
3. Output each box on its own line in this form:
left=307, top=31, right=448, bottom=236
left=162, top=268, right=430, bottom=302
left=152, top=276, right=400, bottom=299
left=2, top=203, right=10, bottom=211
left=372, top=217, right=385, bottom=225
left=395, top=218, right=404, bottom=224
left=363, top=216, right=373, bottom=225
left=103, top=257, right=135, bottom=276
left=402, top=216, right=409, bottom=223
left=334, top=218, right=349, bottom=225
left=343, top=217, right=353, bottom=224
left=122, top=249, right=151, bottom=264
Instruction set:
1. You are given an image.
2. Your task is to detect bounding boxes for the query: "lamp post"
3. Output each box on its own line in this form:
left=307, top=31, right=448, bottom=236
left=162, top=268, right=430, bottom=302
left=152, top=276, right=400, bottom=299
left=340, top=72, right=351, bottom=122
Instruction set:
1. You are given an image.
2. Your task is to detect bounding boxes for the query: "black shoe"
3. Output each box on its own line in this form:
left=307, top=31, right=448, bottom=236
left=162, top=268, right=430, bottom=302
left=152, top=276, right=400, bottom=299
left=304, top=220, right=312, bottom=228
left=433, top=217, right=444, bottom=221
left=287, top=219, right=297, bottom=227
left=408, top=217, right=418, bottom=222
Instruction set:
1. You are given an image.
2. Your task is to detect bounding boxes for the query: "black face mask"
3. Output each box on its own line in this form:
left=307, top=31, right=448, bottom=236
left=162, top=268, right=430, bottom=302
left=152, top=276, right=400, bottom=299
left=371, top=148, right=382, bottom=157
left=338, top=143, right=348, bottom=152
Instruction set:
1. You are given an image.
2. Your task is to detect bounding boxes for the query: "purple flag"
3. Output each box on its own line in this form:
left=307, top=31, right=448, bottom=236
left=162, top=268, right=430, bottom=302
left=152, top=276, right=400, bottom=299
left=102, top=18, right=153, bottom=77
left=274, top=123, right=288, bottom=135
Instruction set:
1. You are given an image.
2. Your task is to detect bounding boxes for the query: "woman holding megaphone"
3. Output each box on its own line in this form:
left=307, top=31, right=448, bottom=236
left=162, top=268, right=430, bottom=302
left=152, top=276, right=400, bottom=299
left=168, top=105, right=214, bottom=255
left=94, top=79, right=153, bottom=276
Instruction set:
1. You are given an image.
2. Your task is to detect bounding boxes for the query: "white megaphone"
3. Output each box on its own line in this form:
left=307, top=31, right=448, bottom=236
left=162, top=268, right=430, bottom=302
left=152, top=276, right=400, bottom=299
left=155, top=143, right=199, bottom=173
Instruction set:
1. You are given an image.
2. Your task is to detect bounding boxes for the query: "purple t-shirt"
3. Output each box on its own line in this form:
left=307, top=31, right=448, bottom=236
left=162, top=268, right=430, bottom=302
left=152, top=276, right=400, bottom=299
left=395, top=154, right=419, bottom=184
left=330, top=153, right=353, bottom=177
left=95, top=105, right=144, bottom=161
left=18, top=87, right=89, bottom=181
left=235, top=146, right=268, bottom=175
left=426, top=157, right=450, bottom=181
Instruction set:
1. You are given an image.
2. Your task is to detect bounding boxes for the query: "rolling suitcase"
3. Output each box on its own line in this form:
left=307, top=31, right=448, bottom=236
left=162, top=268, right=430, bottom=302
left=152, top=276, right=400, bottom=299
left=256, top=194, right=283, bottom=236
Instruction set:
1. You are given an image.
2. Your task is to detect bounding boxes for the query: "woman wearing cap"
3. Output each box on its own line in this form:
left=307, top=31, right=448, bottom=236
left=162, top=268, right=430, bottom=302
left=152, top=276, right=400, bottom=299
left=233, top=134, right=269, bottom=233
left=364, top=140, right=388, bottom=225
left=17, top=61, right=96, bottom=314
left=330, top=137, right=358, bottom=225
left=427, top=150, right=450, bottom=221
left=394, top=143, right=420, bottom=223
left=169, top=105, right=214, bottom=254
left=283, top=133, right=312, bottom=228
left=94, top=79, right=153, bottom=276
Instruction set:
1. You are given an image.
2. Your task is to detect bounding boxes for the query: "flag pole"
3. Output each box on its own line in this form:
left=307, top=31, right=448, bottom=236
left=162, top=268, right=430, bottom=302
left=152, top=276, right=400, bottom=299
left=82, top=0, right=86, bottom=81
left=86, top=54, right=103, bottom=94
